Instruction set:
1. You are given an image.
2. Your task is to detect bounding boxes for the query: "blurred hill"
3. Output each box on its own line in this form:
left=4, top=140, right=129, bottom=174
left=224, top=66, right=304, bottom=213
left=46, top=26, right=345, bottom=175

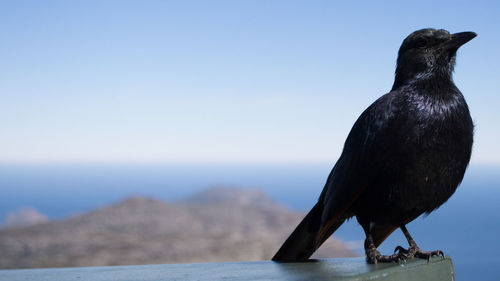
left=0, top=187, right=356, bottom=269
left=2, top=207, right=49, bottom=228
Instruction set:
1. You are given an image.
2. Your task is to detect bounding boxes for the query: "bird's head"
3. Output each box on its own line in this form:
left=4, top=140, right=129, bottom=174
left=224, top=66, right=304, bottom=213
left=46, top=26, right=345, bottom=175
left=392, top=28, right=476, bottom=90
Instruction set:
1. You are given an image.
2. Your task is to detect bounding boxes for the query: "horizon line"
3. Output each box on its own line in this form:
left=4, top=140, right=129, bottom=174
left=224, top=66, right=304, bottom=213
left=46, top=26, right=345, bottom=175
left=0, top=160, right=498, bottom=167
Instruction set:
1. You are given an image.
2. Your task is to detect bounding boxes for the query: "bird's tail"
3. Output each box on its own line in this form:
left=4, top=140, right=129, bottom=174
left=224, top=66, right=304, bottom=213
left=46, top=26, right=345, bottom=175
left=272, top=202, right=345, bottom=261
left=371, top=224, right=399, bottom=248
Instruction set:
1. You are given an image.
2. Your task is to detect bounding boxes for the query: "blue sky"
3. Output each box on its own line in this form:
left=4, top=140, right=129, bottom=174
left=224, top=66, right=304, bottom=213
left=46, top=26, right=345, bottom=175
left=1, top=0, right=499, bottom=164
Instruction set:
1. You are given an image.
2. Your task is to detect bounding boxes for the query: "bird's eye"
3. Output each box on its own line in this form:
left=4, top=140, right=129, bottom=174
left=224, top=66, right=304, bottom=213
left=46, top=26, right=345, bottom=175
left=416, top=38, right=428, bottom=48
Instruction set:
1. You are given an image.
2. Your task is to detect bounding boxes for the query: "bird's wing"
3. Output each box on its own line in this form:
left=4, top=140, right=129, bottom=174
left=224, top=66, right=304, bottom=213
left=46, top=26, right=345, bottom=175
left=315, top=92, right=403, bottom=245
left=272, top=91, right=404, bottom=260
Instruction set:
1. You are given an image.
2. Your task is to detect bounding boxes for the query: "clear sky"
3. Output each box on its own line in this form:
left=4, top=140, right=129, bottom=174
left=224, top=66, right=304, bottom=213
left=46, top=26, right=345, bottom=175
left=1, top=0, right=499, bottom=164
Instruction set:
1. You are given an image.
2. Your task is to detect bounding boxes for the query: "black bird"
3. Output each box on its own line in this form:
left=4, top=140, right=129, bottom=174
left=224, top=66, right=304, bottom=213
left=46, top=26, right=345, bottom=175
left=272, top=28, right=476, bottom=263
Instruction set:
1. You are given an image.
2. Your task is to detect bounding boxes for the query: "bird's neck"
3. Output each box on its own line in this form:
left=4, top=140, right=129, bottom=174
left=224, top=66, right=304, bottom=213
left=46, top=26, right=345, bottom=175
left=392, top=68, right=455, bottom=94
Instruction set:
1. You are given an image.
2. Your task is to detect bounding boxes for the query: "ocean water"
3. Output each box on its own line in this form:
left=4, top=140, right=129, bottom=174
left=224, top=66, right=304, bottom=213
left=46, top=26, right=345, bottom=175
left=1, top=163, right=499, bottom=280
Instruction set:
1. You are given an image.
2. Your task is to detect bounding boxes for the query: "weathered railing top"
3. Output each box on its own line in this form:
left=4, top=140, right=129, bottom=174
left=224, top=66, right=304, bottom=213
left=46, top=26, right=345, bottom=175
left=0, top=257, right=454, bottom=281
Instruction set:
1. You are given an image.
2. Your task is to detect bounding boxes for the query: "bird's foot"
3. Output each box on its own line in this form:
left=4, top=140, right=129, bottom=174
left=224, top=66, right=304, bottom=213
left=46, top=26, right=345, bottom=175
left=366, top=246, right=407, bottom=264
left=394, top=245, right=444, bottom=261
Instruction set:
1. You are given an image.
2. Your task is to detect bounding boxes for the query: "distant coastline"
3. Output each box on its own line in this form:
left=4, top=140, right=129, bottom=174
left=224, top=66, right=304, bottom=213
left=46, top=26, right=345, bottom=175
left=0, top=187, right=356, bottom=269
left=1, top=163, right=498, bottom=278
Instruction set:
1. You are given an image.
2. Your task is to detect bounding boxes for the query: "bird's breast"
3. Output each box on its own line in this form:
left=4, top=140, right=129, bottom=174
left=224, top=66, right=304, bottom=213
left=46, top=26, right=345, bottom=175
left=404, top=99, right=471, bottom=206
left=352, top=92, right=473, bottom=223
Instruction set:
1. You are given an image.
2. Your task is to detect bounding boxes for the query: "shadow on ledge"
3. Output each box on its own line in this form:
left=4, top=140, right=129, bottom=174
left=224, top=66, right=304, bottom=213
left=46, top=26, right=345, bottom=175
left=0, top=256, right=454, bottom=281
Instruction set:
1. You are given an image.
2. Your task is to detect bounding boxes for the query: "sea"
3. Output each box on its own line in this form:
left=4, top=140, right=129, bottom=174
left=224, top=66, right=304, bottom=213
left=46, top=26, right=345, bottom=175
left=1, top=163, right=498, bottom=280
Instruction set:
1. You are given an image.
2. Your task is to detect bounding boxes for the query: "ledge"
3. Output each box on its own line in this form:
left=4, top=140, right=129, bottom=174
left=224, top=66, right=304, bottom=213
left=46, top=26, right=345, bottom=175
left=0, top=257, right=454, bottom=281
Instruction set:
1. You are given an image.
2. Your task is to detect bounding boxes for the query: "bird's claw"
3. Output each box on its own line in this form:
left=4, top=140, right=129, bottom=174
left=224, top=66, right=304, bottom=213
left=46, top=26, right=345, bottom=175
left=394, top=245, right=409, bottom=255
left=366, top=248, right=407, bottom=264
left=414, top=249, right=445, bottom=261
left=393, top=244, right=444, bottom=261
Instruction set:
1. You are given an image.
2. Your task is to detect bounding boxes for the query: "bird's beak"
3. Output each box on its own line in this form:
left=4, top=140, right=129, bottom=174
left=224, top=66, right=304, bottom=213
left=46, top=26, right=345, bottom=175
left=443, top=32, right=477, bottom=51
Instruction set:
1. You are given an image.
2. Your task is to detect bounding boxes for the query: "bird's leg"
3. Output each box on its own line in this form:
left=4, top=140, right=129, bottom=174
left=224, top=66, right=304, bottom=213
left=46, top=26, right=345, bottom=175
left=393, top=225, right=444, bottom=260
left=365, top=234, right=406, bottom=264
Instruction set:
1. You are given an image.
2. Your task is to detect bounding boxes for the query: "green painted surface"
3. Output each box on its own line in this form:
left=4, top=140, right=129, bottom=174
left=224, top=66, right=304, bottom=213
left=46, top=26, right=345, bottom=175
left=0, top=257, right=454, bottom=281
